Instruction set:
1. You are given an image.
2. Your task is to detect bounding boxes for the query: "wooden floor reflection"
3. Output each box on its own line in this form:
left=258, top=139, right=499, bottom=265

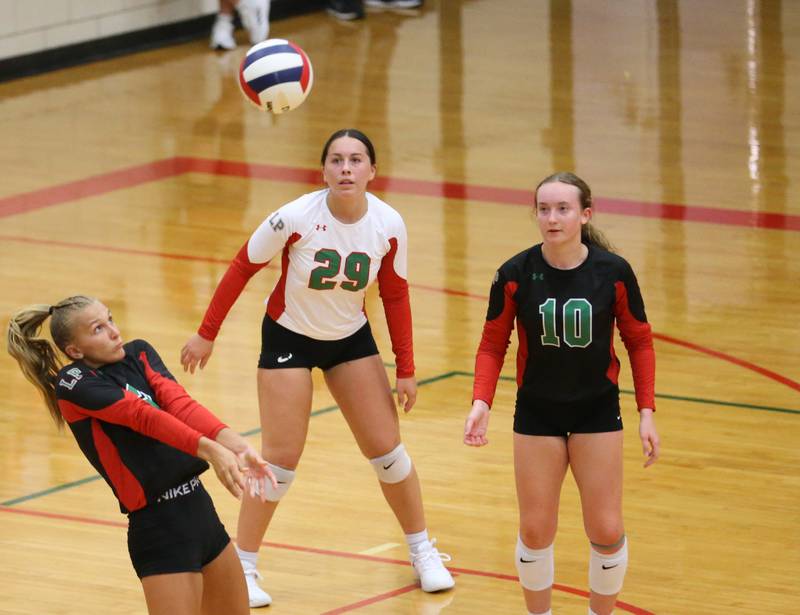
left=0, top=1, right=798, bottom=614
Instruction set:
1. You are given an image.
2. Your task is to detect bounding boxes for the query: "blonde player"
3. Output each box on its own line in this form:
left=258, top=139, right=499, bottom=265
left=7, top=295, right=277, bottom=615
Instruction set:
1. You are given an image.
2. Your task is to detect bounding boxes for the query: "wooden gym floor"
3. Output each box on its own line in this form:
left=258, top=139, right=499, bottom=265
left=0, top=1, right=798, bottom=613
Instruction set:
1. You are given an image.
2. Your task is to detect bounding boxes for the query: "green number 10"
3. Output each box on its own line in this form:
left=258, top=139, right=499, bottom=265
left=539, top=298, right=592, bottom=348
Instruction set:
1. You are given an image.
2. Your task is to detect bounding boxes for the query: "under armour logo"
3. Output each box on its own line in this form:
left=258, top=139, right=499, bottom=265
left=316, top=224, right=327, bottom=231
left=532, top=273, right=544, bottom=281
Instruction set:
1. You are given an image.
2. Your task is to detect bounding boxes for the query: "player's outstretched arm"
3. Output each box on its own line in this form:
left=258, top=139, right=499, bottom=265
left=214, top=427, right=278, bottom=499
left=197, top=436, right=246, bottom=499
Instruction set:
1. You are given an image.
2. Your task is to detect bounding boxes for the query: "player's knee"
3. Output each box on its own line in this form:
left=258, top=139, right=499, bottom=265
left=262, top=462, right=295, bottom=502
left=369, top=443, right=412, bottom=484
left=515, top=536, right=554, bottom=591
left=587, top=519, right=624, bottom=549
left=589, top=536, right=628, bottom=595
left=518, top=523, right=557, bottom=551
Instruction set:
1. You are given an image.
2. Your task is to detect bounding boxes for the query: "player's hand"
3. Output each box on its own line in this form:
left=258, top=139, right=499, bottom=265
left=238, top=446, right=278, bottom=502
left=181, top=334, right=214, bottom=374
left=638, top=408, right=660, bottom=467
left=464, top=400, right=490, bottom=446
left=396, top=377, right=417, bottom=413
left=198, top=437, right=246, bottom=499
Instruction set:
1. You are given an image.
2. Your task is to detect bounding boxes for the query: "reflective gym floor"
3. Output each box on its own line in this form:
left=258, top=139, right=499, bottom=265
left=1, top=1, right=798, bottom=613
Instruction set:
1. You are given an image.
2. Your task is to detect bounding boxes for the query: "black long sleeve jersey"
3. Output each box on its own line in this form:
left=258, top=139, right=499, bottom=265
left=473, top=244, right=656, bottom=410
left=55, top=339, right=227, bottom=513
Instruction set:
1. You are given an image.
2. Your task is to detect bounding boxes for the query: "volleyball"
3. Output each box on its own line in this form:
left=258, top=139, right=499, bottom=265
left=238, top=39, right=313, bottom=114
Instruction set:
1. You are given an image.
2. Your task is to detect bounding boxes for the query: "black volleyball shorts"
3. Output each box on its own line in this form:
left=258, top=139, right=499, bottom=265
left=258, top=315, right=379, bottom=371
left=513, top=387, right=623, bottom=437
left=127, top=477, right=230, bottom=578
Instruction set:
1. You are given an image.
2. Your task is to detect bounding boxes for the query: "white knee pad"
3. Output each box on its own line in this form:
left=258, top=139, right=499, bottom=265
left=369, top=443, right=412, bottom=484
left=589, top=537, right=628, bottom=595
left=261, top=462, right=295, bottom=502
left=515, top=536, right=554, bottom=591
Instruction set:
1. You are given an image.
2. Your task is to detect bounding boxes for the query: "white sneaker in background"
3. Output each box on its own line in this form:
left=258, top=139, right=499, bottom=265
left=209, top=14, right=236, bottom=50
left=238, top=0, right=271, bottom=44
left=241, top=562, right=273, bottom=607
left=410, top=538, right=455, bottom=593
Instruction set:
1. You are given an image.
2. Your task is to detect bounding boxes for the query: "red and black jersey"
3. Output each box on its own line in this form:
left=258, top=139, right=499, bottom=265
left=55, top=339, right=227, bottom=514
left=473, top=244, right=655, bottom=411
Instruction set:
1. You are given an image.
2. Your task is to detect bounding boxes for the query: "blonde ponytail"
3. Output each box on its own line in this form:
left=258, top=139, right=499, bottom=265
left=6, top=295, right=96, bottom=427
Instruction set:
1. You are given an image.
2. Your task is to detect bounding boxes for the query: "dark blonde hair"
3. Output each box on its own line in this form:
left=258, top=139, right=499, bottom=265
left=7, top=295, right=97, bottom=427
left=535, top=171, right=614, bottom=252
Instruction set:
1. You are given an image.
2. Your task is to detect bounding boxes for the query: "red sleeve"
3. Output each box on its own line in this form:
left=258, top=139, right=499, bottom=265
left=473, top=280, right=518, bottom=408
left=138, top=351, right=227, bottom=439
left=198, top=241, right=268, bottom=341
left=614, top=280, right=656, bottom=411
left=377, top=237, right=414, bottom=378
left=58, top=393, right=204, bottom=456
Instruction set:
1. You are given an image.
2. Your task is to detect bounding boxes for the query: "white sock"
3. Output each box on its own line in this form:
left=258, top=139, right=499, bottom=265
left=216, top=12, right=233, bottom=22
left=236, top=545, right=258, bottom=568
left=405, top=529, right=430, bottom=552
left=530, top=610, right=551, bottom=615
left=589, top=609, right=601, bottom=615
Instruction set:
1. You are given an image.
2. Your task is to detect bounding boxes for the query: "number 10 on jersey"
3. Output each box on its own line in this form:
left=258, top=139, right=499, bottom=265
left=539, top=298, right=593, bottom=348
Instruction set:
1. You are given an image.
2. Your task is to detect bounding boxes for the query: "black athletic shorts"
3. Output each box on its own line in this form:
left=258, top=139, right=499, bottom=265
left=513, top=386, right=623, bottom=437
left=127, top=476, right=230, bottom=578
left=258, top=315, right=379, bottom=370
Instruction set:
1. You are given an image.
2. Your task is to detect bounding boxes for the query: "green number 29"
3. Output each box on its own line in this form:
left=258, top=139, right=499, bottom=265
left=308, top=249, right=371, bottom=292
left=539, top=298, right=592, bottom=348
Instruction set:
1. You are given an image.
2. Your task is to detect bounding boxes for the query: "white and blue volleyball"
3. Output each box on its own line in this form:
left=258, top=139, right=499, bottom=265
left=238, top=39, right=313, bottom=114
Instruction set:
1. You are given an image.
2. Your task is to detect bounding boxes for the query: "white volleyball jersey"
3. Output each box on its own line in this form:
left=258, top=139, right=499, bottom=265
left=198, top=189, right=414, bottom=376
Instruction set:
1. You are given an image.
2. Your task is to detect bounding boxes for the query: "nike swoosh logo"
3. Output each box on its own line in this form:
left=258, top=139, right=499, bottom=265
left=519, top=558, right=538, bottom=563
left=602, top=564, right=618, bottom=570
left=277, top=353, right=293, bottom=363
left=277, top=481, right=286, bottom=484
left=383, top=461, right=396, bottom=470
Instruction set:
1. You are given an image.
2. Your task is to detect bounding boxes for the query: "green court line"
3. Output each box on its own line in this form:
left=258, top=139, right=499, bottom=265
left=4, top=369, right=797, bottom=507
left=2, top=474, right=103, bottom=507
left=485, top=373, right=799, bottom=415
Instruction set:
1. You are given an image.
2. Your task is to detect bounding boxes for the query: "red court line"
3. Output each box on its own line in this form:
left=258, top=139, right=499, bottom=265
left=0, top=505, right=126, bottom=528
left=0, top=505, right=653, bottom=614
left=594, top=196, right=800, bottom=231
left=181, top=157, right=800, bottom=231
left=175, top=155, right=321, bottom=185
left=0, top=234, right=232, bottom=264
left=0, top=159, right=183, bottom=218
left=1, top=156, right=798, bottom=231
left=1, top=231, right=797, bottom=395
left=652, top=332, right=800, bottom=393
left=319, top=583, right=420, bottom=615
